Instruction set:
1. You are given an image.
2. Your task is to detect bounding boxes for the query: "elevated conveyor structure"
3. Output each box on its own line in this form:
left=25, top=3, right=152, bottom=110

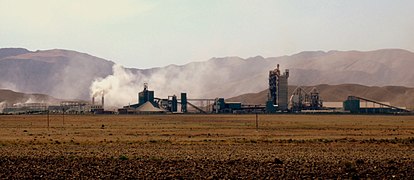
left=347, top=96, right=411, bottom=113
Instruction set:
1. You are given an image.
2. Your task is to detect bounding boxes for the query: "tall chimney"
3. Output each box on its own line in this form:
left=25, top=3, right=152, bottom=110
left=92, top=97, right=95, bottom=105
left=101, top=90, right=104, bottom=109
left=101, top=95, right=104, bottom=109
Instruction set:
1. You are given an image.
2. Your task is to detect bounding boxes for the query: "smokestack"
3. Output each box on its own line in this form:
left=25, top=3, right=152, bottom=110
left=101, top=95, right=104, bottom=109
left=92, top=97, right=95, bottom=105
left=101, top=91, right=104, bottom=109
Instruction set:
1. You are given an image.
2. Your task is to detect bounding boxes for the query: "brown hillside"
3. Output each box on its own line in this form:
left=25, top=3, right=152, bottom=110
left=0, top=89, right=61, bottom=106
left=0, top=49, right=114, bottom=100
left=227, top=84, right=414, bottom=109
left=2, top=48, right=414, bottom=101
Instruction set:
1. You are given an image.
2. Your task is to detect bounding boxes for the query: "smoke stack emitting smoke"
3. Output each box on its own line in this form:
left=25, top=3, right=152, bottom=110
left=89, top=62, right=222, bottom=109
left=90, top=64, right=143, bottom=109
left=0, top=101, right=6, bottom=113
left=91, top=91, right=105, bottom=110
left=101, top=91, right=104, bottom=109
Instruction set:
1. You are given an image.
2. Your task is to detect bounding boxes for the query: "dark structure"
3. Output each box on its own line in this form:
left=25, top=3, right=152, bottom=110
left=181, top=93, right=187, bottom=113
left=213, top=98, right=241, bottom=113
left=290, top=87, right=323, bottom=112
left=266, top=100, right=276, bottom=113
left=267, top=64, right=289, bottom=112
left=171, top=95, right=178, bottom=112
left=119, top=83, right=160, bottom=113
left=212, top=98, right=265, bottom=114
left=138, top=83, right=155, bottom=106
left=157, top=95, right=178, bottom=112
left=343, top=98, right=360, bottom=113
left=119, top=84, right=191, bottom=114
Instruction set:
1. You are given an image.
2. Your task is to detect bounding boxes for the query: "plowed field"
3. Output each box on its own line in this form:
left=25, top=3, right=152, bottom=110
left=0, top=114, right=413, bottom=178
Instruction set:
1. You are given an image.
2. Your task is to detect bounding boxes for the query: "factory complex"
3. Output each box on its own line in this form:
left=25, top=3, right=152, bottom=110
left=2, top=65, right=412, bottom=115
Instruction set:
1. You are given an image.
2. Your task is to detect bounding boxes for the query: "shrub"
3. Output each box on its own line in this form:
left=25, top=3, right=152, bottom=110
left=119, top=155, right=128, bottom=161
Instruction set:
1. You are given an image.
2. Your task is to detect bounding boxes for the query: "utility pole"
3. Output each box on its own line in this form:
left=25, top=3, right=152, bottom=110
left=47, top=110, right=50, bottom=130
left=62, top=109, right=65, bottom=126
left=255, top=112, right=259, bottom=130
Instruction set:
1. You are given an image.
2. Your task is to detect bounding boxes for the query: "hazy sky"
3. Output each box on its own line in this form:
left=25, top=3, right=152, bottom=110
left=0, top=0, right=413, bottom=68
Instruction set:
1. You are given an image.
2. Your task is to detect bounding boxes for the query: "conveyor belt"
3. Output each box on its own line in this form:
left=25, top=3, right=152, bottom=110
left=348, top=96, right=411, bottom=112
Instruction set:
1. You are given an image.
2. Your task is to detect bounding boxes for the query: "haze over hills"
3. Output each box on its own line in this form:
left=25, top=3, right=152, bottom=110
left=1, top=48, right=414, bottom=107
left=227, top=84, right=414, bottom=109
left=0, top=89, right=61, bottom=109
left=0, top=48, right=114, bottom=100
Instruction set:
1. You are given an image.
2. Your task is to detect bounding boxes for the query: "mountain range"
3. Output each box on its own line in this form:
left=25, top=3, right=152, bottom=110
left=0, top=48, right=114, bottom=100
left=1, top=48, right=414, bottom=107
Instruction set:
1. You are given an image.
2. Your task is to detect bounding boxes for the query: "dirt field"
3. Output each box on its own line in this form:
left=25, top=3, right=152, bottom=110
left=0, top=114, right=413, bottom=178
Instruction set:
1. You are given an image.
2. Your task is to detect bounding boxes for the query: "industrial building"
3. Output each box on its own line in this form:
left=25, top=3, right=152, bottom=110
left=113, top=64, right=411, bottom=115
left=2, top=64, right=411, bottom=115
left=212, top=98, right=265, bottom=113
left=267, top=64, right=289, bottom=112
left=90, top=91, right=105, bottom=114
left=118, top=83, right=187, bottom=114
left=118, top=83, right=263, bottom=114
left=289, top=87, right=323, bottom=112
left=2, top=103, right=48, bottom=114
left=2, top=93, right=105, bottom=115
left=343, top=96, right=410, bottom=114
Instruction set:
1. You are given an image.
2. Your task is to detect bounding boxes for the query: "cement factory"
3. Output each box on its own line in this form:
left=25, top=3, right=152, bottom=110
left=1, top=64, right=412, bottom=115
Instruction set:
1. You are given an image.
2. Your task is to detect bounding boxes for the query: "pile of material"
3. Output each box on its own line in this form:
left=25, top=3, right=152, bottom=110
left=136, top=102, right=165, bottom=113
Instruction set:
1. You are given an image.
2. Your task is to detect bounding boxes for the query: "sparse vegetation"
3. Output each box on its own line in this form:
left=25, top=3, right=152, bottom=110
left=0, top=114, right=413, bottom=178
left=118, top=155, right=128, bottom=161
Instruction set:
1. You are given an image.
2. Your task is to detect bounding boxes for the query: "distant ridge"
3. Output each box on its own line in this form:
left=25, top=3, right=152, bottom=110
left=0, top=48, right=31, bottom=59
left=1, top=48, right=414, bottom=103
left=0, top=48, right=114, bottom=99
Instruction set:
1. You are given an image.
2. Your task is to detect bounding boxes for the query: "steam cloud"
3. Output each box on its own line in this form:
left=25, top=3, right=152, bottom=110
left=0, top=101, right=6, bottom=113
left=0, top=82, right=19, bottom=92
left=12, top=98, right=47, bottom=106
left=89, top=62, right=225, bottom=109
left=90, top=64, right=141, bottom=109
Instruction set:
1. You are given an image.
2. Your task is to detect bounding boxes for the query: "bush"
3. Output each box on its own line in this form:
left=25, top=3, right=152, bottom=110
left=119, top=155, right=128, bottom=161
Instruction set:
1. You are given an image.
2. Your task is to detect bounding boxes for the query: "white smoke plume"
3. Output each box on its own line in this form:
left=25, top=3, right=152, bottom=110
left=89, top=62, right=222, bottom=109
left=12, top=97, right=46, bottom=107
left=90, top=64, right=142, bottom=109
left=0, top=82, right=20, bottom=92
left=89, top=57, right=271, bottom=110
left=0, top=101, right=6, bottom=113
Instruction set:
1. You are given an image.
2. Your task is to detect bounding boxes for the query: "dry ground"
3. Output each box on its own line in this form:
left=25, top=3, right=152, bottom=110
left=0, top=114, right=413, bottom=179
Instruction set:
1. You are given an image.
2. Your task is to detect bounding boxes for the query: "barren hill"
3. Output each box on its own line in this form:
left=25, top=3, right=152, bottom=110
left=0, top=89, right=61, bottom=106
left=227, top=84, right=414, bottom=108
left=0, top=48, right=30, bottom=59
left=113, top=49, right=414, bottom=100
left=1, top=48, right=414, bottom=105
left=0, top=48, right=114, bottom=99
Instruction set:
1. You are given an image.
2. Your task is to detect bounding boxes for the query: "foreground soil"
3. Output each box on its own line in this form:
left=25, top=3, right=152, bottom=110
left=0, top=114, right=413, bottom=178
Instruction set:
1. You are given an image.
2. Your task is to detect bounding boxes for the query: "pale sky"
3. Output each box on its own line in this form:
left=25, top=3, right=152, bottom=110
left=0, top=0, right=413, bottom=68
